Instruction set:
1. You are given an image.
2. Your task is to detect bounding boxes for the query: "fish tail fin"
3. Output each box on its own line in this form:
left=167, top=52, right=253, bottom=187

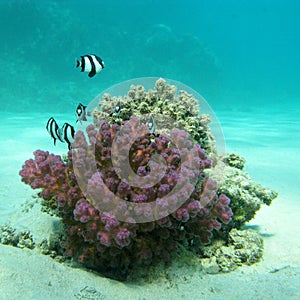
left=75, top=58, right=80, bottom=68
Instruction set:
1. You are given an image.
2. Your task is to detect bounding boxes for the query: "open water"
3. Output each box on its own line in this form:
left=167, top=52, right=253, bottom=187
left=0, top=1, right=299, bottom=299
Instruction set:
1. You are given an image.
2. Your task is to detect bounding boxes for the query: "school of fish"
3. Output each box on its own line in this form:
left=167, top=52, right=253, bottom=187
left=46, top=54, right=156, bottom=150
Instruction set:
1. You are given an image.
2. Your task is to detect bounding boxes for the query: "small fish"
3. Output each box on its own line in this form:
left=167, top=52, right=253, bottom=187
left=76, top=54, right=104, bottom=78
left=46, top=117, right=64, bottom=145
left=147, top=115, right=156, bottom=134
left=114, top=100, right=122, bottom=115
left=76, top=103, right=87, bottom=123
left=108, top=100, right=122, bottom=117
left=61, top=122, right=75, bottom=150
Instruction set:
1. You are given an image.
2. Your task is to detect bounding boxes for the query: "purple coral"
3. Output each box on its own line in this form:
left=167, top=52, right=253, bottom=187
left=19, top=117, right=232, bottom=276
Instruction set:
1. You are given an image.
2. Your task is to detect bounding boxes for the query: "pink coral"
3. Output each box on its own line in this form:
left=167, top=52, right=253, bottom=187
left=19, top=117, right=232, bottom=276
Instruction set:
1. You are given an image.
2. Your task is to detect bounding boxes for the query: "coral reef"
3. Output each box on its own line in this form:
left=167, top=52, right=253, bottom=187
left=0, top=224, right=35, bottom=250
left=216, top=165, right=277, bottom=230
left=39, top=232, right=66, bottom=262
left=221, top=153, right=246, bottom=170
left=19, top=117, right=232, bottom=276
left=93, top=79, right=277, bottom=232
left=93, top=78, right=216, bottom=156
left=198, top=229, right=264, bottom=273
left=18, top=79, right=277, bottom=278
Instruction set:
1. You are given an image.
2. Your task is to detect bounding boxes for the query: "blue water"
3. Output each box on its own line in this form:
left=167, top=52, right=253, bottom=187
left=0, top=1, right=299, bottom=299
left=1, top=0, right=299, bottom=112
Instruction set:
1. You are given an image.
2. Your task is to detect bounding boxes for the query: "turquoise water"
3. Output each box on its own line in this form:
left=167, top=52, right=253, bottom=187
left=0, top=1, right=299, bottom=299
left=1, top=0, right=299, bottom=113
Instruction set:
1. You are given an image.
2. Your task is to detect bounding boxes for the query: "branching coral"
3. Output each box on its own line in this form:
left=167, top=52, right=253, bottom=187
left=93, top=78, right=216, bottom=156
left=19, top=116, right=232, bottom=275
left=19, top=78, right=277, bottom=278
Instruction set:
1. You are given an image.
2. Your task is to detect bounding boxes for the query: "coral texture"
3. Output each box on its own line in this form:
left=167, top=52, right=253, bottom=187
left=19, top=116, right=232, bottom=274
left=217, top=165, right=277, bottom=230
left=0, top=224, right=35, bottom=250
left=198, top=228, right=264, bottom=273
left=93, top=78, right=216, bottom=156
left=221, top=153, right=246, bottom=170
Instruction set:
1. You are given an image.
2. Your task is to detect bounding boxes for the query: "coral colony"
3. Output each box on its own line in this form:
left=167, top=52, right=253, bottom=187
left=19, top=122, right=232, bottom=269
left=19, top=79, right=276, bottom=277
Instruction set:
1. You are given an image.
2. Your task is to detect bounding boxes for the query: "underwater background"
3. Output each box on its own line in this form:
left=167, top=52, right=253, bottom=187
left=1, top=0, right=299, bottom=112
left=0, top=0, right=299, bottom=299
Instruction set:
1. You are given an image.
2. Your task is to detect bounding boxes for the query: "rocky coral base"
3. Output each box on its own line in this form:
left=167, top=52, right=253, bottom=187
left=0, top=224, right=35, bottom=249
left=126, top=228, right=263, bottom=283
left=198, top=229, right=263, bottom=273
left=0, top=224, right=67, bottom=263
left=214, top=154, right=278, bottom=231
left=0, top=222, right=263, bottom=281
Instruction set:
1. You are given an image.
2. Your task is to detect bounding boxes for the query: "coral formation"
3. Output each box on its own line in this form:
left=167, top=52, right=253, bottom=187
left=93, top=78, right=216, bottom=156
left=198, top=229, right=264, bottom=273
left=217, top=165, right=277, bottom=230
left=19, top=116, right=232, bottom=276
left=221, top=153, right=246, bottom=170
left=18, top=78, right=277, bottom=278
left=39, top=232, right=66, bottom=262
left=0, top=224, right=35, bottom=249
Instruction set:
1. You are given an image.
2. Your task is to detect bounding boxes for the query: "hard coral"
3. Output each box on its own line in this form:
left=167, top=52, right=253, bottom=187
left=217, top=165, right=277, bottom=230
left=93, top=78, right=216, bottom=156
left=199, top=228, right=264, bottom=273
left=19, top=117, right=232, bottom=276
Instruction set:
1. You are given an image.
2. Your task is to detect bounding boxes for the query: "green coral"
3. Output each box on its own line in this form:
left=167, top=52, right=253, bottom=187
left=198, top=229, right=264, bottom=273
left=221, top=153, right=246, bottom=170
left=0, top=224, right=35, bottom=249
left=93, top=78, right=215, bottom=155
left=217, top=165, right=278, bottom=230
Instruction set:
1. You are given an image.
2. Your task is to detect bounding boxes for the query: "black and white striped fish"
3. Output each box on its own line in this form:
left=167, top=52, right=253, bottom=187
left=109, top=100, right=122, bottom=117
left=61, top=122, right=75, bottom=150
left=76, top=54, right=104, bottom=78
left=76, top=103, right=87, bottom=123
left=147, top=115, right=156, bottom=134
left=46, top=118, right=75, bottom=150
left=46, top=117, right=64, bottom=145
left=114, top=100, right=122, bottom=115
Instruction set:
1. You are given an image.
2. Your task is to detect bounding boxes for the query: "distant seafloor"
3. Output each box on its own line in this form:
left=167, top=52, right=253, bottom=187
left=0, top=101, right=299, bottom=299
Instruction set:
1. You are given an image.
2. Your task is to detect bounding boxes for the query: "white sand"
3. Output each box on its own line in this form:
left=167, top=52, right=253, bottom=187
left=0, top=110, right=299, bottom=300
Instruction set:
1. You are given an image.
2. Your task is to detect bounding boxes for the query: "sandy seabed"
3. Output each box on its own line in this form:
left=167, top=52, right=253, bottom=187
left=0, top=107, right=299, bottom=300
